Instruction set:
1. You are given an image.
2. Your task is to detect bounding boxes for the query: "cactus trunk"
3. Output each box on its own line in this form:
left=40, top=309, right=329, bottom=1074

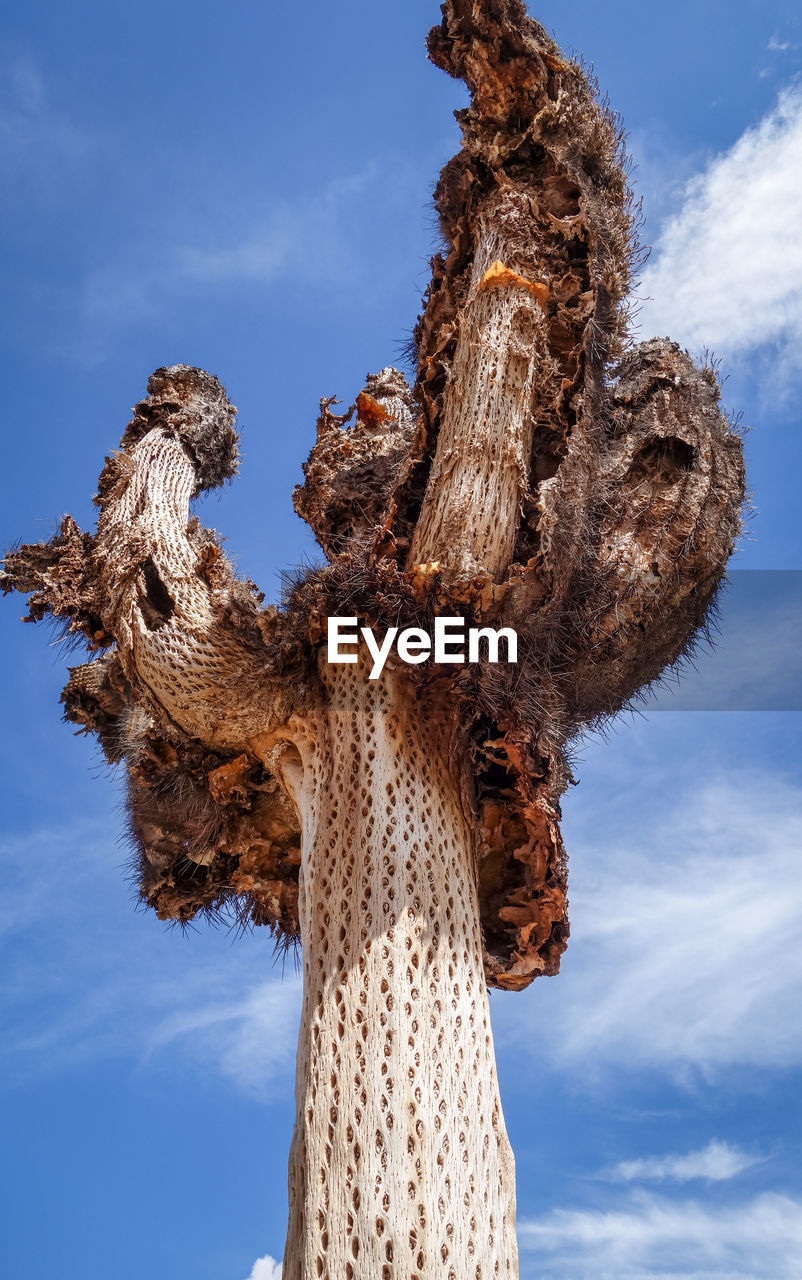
left=280, top=664, right=518, bottom=1279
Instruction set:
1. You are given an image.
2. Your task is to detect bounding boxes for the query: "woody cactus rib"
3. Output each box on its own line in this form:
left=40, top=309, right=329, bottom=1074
left=2, top=2, right=744, bottom=1278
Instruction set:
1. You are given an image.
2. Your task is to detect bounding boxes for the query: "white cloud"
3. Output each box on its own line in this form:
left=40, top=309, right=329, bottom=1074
left=519, top=1190, right=802, bottom=1279
left=610, top=1140, right=762, bottom=1184
left=768, top=36, right=792, bottom=53
left=149, top=974, right=302, bottom=1100
left=495, top=773, right=802, bottom=1078
left=639, top=87, right=802, bottom=375
left=245, top=1255, right=283, bottom=1280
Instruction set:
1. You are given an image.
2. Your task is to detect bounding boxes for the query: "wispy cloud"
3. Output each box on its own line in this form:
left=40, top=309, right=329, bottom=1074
left=495, top=773, right=802, bottom=1079
left=175, top=170, right=376, bottom=286
left=519, top=1190, right=802, bottom=1279
left=0, top=823, right=107, bottom=939
left=78, top=158, right=429, bottom=341
left=81, top=169, right=372, bottom=328
left=639, top=87, right=802, bottom=382
left=6, top=764, right=802, bottom=1104
left=150, top=974, right=301, bottom=1100
left=0, top=58, right=92, bottom=199
left=245, top=1255, right=283, bottom=1280
left=0, top=817, right=301, bottom=1098
left=13, top=767, right=799, bottom=1095
left=609, top=1140, right=763, bottom=1184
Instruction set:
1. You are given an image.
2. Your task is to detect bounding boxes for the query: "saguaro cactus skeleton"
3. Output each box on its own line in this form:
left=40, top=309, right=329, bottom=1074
left=3, top=3, right=744, bottom=1277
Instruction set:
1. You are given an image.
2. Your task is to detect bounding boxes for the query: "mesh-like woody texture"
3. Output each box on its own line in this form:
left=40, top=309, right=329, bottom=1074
left=284, top=664, right=518, bottom=1280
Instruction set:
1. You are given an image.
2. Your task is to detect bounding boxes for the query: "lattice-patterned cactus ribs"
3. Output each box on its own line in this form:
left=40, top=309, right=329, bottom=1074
left=2, top=4, right=744, bottom=1277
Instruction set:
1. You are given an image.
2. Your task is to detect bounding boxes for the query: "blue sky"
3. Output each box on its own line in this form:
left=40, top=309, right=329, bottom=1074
left=1, top=2, right=801, bottom=1277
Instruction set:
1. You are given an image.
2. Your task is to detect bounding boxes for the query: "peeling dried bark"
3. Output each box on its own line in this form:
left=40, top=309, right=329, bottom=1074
left=2, top=3, right=745, bottom=1277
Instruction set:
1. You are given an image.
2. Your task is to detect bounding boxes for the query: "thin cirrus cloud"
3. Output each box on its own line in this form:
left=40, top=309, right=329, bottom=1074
left=518, top=1190, right=802, bottom=1280
left=149, top=767, right=802, bottom=1096
left=78, top=158, right=431, bottom=338
left=495, top=772, right=802, bottom=1079
left=608, top=1139, right=763, bottom=1184
left=638, top=86, right=802, bottom=376
left=0, top=57, right=92, bottom=199
left=174, top=170, right=379, bottom=286
left=8, top=772, right=801, bottom=1092
left=81, top=168, right=375, bottom=326
left=147, top=973, right=302, bottom=1101
left=0, top=815, right=302, bottom=1097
